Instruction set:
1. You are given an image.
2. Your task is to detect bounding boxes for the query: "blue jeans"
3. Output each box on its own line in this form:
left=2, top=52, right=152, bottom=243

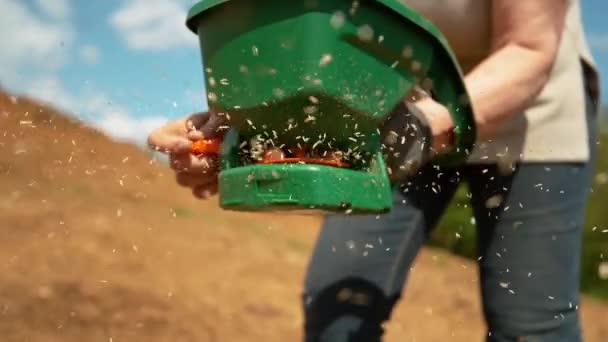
left=302, top=91, right=598, bottom=341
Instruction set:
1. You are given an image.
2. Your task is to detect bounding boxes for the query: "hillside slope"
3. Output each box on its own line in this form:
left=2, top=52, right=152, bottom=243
left=1, top=91, right=606, bottom=341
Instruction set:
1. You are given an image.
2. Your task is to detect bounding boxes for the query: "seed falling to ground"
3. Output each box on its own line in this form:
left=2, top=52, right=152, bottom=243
left=330, top=11, right=345, bottom=29
left=303, top=106, right=318, bottom=115
left=410, top=61, right=422, bottom=72
left=272, top=88, right=285, bottom=99
left=319, top=54, right=332, bottom=67
left=485, top=195, right=503, bottom=209
left=599, top=262, right=608, bottom=280
left=384, top=131, right=399, bottom=145
left=252, top=45, right=259, bottom=56
left=357, top=25, right=374, bottom=42
left=402, top=46, right=414, bottom=58
left=350, top=0, right=360, bottom=15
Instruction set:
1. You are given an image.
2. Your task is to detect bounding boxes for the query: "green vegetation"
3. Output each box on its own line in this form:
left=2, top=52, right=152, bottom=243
left=427, top=111, right=608, bottom=300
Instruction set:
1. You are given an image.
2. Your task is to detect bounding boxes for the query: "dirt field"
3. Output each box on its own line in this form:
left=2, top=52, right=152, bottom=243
left=1, top=91, right=607, bottom=341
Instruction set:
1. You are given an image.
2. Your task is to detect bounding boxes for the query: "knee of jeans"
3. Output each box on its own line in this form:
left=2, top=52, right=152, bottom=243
left=485, top=306, right=581, bottom=342
left=302, top=277, right=399, bottom=342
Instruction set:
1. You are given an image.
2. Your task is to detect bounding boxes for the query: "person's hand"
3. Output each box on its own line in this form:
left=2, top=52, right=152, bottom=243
left=147, top=111, right=226, bottom=199
left=412, top=96, right=455, bottom=155
left=380, top=93, right=455, bottom=181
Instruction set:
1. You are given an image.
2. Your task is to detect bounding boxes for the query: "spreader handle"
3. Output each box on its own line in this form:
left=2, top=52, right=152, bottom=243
left=191, top=138, right=222, bottom=155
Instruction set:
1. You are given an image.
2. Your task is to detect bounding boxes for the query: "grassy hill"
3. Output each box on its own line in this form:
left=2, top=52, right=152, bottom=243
left=1, top=91, right=607, bottom=341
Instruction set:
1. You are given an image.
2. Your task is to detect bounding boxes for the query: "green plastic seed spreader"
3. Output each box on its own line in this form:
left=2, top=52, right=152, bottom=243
left=185, top=0, right=476, bottom=214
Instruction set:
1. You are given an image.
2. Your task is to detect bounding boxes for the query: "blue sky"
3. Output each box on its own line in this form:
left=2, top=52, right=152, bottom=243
left=1, top=0, right=607, bottom=144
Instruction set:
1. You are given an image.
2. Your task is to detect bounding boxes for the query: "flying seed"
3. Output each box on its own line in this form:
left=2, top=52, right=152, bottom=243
left=330, top=11, right=346, bottom=29
left=402, top=46, right=413, bottom=58
left=304, top=114, right=317, bottom=122
left=357, top=25, right=374, bottom=42
left=410, top=61, right=422, bottom=72
left=485, top=195, right=503, bottom=209
left=304, top=106, right=318, bottom=115
left=599, top=262, right=608, bottom=280
left=319, top=54, right=333, bottom=67
left=349, top=1, right=359, bottom=15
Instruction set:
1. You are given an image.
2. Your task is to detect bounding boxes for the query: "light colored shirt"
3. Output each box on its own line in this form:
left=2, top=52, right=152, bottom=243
left=400, top=0, right=600, bottom=163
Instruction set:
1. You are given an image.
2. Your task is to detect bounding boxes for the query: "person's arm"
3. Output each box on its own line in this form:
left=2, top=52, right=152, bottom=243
left=418, top=0, right=569, bottom=151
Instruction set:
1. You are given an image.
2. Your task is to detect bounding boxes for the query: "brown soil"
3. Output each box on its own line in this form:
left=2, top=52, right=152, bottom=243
left=1, top=91, right=606, bottom=341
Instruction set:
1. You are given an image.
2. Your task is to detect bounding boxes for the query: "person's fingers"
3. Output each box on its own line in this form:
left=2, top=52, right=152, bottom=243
left=147, top=118, right=192, bottom=154
left=169, top=153, right=191, bottom=171
left=147, top=111, right=218, bottom=154
left=169, top=153, right=217, bottom=173
left=175, top=171, right=216, bottom=188
left=188, top=112, right=227, bottom=140
left=148, top=131, right=192, bottom=154
left=187, top=129, right=205, bottom=141
left=185, top=112, right=210, bottom=132
left=192, top=182, right=219, bottom=199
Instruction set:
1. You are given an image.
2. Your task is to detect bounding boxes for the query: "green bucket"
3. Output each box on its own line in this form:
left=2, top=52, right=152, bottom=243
left=186, top=0, right=475, bottom=214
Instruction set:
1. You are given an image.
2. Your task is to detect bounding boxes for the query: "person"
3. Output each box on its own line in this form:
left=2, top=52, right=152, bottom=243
left=147, top=0, right=601, bottom=341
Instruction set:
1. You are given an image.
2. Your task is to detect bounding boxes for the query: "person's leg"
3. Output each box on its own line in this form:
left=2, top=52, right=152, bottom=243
left=468, top=92, right=598, bottom=341
left=302, top=165, right=461, bottom=342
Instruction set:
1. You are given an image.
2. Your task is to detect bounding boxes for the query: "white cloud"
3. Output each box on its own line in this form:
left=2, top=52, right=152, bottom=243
left=35, top=0, right=71, bottom=20
left=25, top=80, right=172, bottom=145
left=80, top=44, right=100, bottom=65
left=0, top=0, right=74, bottom=85
left=27, top=76, right=77, bottom=113
left=95, top=112, right=169, bottom=144
left=25, top=76, right=169, bottom=145
left=110, top=0, right=197, bottom=51
left=0, top=0, right=171, bottom=146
